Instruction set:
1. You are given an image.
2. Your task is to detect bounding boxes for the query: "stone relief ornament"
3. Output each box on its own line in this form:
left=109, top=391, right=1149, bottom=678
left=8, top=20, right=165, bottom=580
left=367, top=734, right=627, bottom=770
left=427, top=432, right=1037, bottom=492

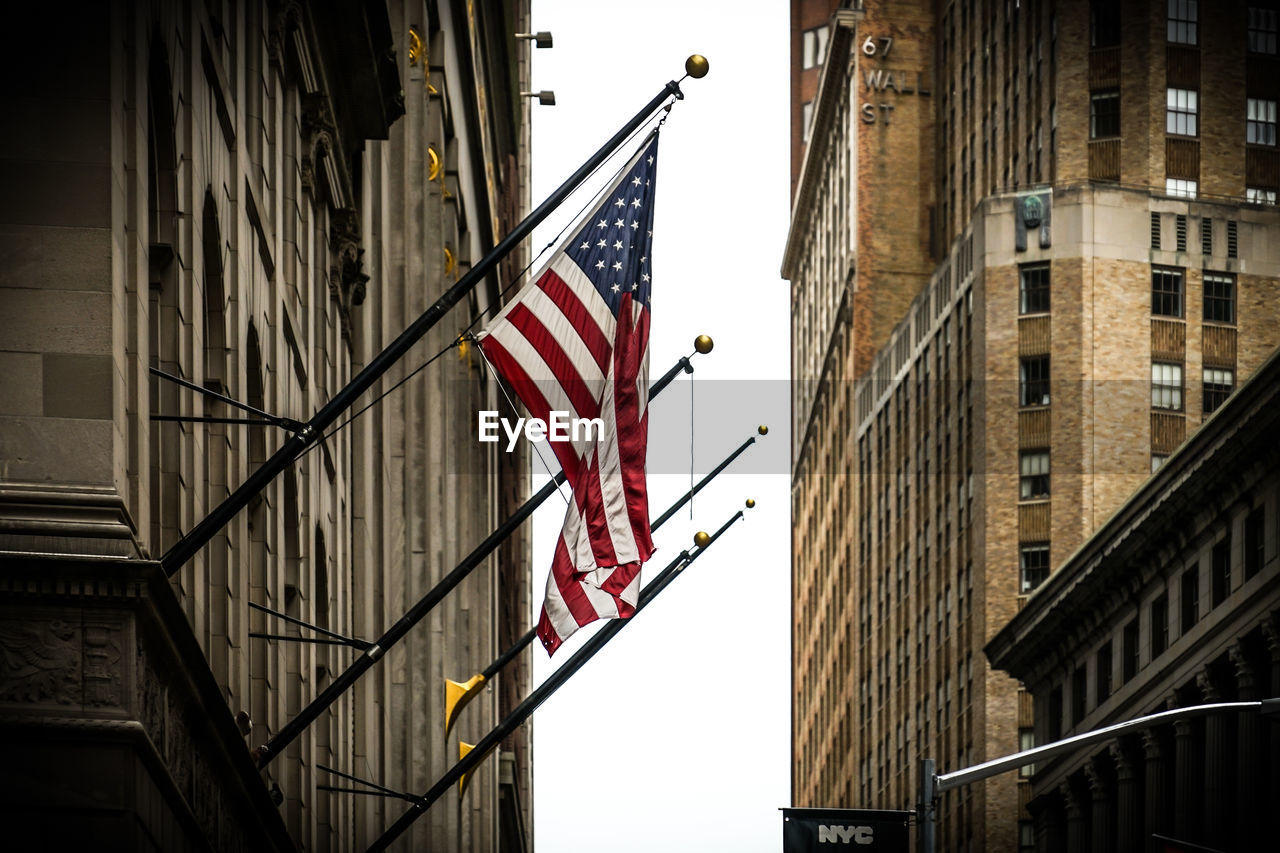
left=0, top=619, right=79, bottom=705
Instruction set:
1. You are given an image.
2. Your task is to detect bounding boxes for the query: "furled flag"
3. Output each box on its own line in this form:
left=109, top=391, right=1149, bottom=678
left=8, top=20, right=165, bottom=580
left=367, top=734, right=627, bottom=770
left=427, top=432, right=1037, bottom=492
left=475, top=134, right=659, bottom=655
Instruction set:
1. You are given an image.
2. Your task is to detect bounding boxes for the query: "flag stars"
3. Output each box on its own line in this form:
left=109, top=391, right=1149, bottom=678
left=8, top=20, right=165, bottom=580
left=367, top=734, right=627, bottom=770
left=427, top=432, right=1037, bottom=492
left=595, top=260, right=606, bottom=270
left=597, top=238, right=607, bottom=248
left=614, top=218, right=625, bottom=228
left=611, top=284, right=621, bottom=293
left=631, top=176, right=642, bottom=186
left=613, top=239, right=623, bottom=250
left=631, top=198, right=642, bottom=208
left=614, top=197, right=625, bottom=208
left=612, top=261, right=623, bottom=271
left=641, top=272, right=650, bottom=282
left=580, top=241, right=590, bottom=250
left=629, top=220, right=639, bottom=230
left=597, top=219, right=608, bottom=229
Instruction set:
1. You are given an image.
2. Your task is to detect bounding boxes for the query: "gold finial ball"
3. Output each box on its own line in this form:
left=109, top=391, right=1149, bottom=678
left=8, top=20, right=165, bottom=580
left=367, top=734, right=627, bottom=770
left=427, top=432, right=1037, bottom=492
left=693, top=531, right=711, bottom=549
left=694, top=334, right=714, bottom=354
left=745, top=498, right=756, bottom=509
left=685, top=54, right=710, bottom=79
left=758, top=425, right=769, bottom=436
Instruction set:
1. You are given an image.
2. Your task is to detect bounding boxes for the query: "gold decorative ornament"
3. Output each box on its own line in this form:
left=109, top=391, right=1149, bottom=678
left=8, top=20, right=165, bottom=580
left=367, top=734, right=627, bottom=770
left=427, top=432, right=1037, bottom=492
left=407, top=27, right=423, bottom=67
left=757, top=425, right=769, bottom=436
left=427, top=146, right=441, bottom=181
left=693, top=531, right=711, bottom=549
left=685, top=54, right=710, bottom=79
left=444, top=246, right=456, bottom=275
left=694, top=334, right=714, bottom=354
left=443, top=673, right=485, bottom=737
left=745, top=498, right=756, bottom=509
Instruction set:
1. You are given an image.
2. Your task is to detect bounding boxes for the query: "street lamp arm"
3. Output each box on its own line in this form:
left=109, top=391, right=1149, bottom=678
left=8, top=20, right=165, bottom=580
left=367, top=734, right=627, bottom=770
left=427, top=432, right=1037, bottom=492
left=936, top=699, right=1266, bottom=794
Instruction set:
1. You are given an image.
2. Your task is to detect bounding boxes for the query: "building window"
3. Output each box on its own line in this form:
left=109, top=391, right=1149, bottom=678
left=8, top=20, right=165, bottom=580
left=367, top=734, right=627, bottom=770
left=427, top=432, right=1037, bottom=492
left=1203, top=273, right=1235, bottom=323
left=1020, top=356, right=1050, bottom=407
left=1202, top=367, right=1234, bottom=414
left=1152, top=268, right=1184, bottom=317
left=1018, top=729, right=1036, bottom=777
left=1165, top=178, right=1198, bottom=198
left=1021, top=543, right=1050, bottom=593
left=1244, top=506, right=1265, bottom=579
left=1167, top=0, right=1198, bottom=44
left=1212, top=534, right=1231, bottom=605
left=1071, top=665, right=1088, bottom=726
left=1020, top=263, right=1050, bottom=313
left=1123, top=618, right=1140, bottom=681
left=1152, top=362, right=1184, bottom=410
left=1019, top=822, right=1036, bottom=853
left=1247, top=98, right=1277, bottom=145
left=802, top=26, right=829, bottom=70
left=1048, top=685, right=1064, bottom=740
left=801, top=101, right=814, bottom=143
left=1091, top=2, right=1122, bottom=46
left=1247, top=186, right=1278, bottom=204
left=1090, top=89, right=1121, bottom=138
left=1151, top=593, right=1169, bottom=656
left=1096, top=641, right=1113, bottom=704
left=1166, top=87, right=1198, bottom=136
left=1249, top=7, right=1279, bottom=54
left=1181, top=567, right=1199, bottom=633
left=1152, top=453, right=1168, bottom=472
left=1020, top=450, right=1050, bottom=500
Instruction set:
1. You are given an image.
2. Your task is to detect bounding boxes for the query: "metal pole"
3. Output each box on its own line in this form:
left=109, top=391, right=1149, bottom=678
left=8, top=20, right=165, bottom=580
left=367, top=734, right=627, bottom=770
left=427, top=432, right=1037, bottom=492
left=368, top=510, right=746, bottom=852
left=253, top=353, right=699, bottom=768
left=917, top=758, right=935, bottom=853
left=160, top=75, right=690, bottom=577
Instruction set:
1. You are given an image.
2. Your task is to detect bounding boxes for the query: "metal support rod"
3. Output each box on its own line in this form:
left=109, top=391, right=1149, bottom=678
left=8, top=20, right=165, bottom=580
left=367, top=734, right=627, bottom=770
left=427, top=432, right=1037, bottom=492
left=317, top=764, right=421, bottom=803
left=915, top=699, right=1280, bottom=853
left=150, top=415, right=288, bottom=427
left=248, top=632, right=368, bottom=648
left=480, top=431, right=759, bottom=682
left=248, top=600, right=364, bottom=645
left=253, top=353, right=699, bottom=769
left=368, top=510, right=745, bottom=852
left=150, top=366, right=299, bottom=427
left=160, top=77, right=686, bottom=577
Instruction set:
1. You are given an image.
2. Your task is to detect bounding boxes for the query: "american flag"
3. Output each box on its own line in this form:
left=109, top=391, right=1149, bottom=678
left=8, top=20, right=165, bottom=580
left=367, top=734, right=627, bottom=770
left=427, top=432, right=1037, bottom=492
left=476, top=135, right=658, bottom=655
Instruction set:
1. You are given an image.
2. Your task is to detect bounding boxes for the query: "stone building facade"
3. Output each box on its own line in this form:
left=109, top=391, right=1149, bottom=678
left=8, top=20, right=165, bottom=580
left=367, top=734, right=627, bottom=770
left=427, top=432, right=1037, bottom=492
left=786, top=1, right=1280, bottom=850
left=0, top=1, right=534, bottom=850
left=987, top=348, right=1280, bottom=853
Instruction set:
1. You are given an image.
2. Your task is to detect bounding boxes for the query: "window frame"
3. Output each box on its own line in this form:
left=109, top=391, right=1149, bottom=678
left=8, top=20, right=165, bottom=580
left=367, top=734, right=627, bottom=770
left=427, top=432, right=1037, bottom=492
left=1020, top=449, right=1051, bottom=501
left=1152, top=361, right=1185, bottom=411
left=1165, top=178, right=1198, bottom=198
left=1202, top=272, right=1235, bottom=324
left=801, top=26, right=830, bottom=70
left=1020, top=543, right=1050, bottom=593
left=1247, top=97, right=1277, bottom=146
left=1020, top=355, right=1051, bottom=408
left=1202, top=366, right=1234, bottom=415
left=1090, top=89, right=1121, bottom=139
left=1167, top=0, right=1199, bottom=45
left=801, top=101, right=814, bottom=143
left=1019, top=263, right=1051, bottom=314
left=1166, top=87, right=1199, bottom=136
left=1152, top=267, right=1185, bottom=317
left=1246, top=186, right=1278, bottom=204
left=1250, top=6, right=1279, bottom=54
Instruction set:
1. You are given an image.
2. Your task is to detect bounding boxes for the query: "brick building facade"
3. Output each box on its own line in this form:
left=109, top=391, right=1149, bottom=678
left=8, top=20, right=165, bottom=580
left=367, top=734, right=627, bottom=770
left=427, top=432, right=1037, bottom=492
left=785, top=1, right=1280, bottom=849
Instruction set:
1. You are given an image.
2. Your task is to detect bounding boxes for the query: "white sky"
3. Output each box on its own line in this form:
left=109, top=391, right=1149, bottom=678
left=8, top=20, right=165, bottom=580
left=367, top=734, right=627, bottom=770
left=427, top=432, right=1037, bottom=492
left=525, top=2, right=793, bottom=851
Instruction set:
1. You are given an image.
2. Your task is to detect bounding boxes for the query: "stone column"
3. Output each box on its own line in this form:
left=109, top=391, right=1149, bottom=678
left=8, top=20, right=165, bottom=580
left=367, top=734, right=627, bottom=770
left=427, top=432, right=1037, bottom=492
left=1031, top=790, right=1067, bottom=853
left=1086, top=756, right=1116, bottom=853
left=1143, top=728, right=1170, bottom=842
left=1112, top=740, right=1141, bottom=853
left=1197, top=670, right=1230, bottom=847
left=1230, top=643, right=1259, bottom=850
left=1173, top=717, right=1202, bottom=841
left=1063, top=779, right=1086, bottom=853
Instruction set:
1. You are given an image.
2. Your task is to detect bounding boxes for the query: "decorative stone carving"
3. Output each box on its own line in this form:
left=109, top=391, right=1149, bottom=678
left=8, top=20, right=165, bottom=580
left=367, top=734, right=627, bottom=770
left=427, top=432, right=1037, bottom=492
left=329, top=208, right=370, bottom=340
left=0, top=618, right=79, bottom=705
left=83, top=621, right=122, bottom=707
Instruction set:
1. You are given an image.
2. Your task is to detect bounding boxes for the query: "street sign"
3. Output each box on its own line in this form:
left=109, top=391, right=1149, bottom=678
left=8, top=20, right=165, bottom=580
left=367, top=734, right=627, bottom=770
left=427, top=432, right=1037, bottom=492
left=781, top=808, right=912, bottom=851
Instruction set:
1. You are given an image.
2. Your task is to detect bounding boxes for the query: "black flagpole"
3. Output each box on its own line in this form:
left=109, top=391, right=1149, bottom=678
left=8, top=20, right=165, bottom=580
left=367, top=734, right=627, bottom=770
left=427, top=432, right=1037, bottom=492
left=253, top=348, right=709, bottom=769
left=444, top=426, right=768, bottom=735
left=368, top=506, right=749, bottom=852
left=160, top=57, right=710, bottom=578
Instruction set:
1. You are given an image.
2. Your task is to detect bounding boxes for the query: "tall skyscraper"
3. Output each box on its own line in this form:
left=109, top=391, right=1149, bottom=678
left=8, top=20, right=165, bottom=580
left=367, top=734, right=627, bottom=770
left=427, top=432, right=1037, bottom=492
left=785, top=1, right=1280, bottom=848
